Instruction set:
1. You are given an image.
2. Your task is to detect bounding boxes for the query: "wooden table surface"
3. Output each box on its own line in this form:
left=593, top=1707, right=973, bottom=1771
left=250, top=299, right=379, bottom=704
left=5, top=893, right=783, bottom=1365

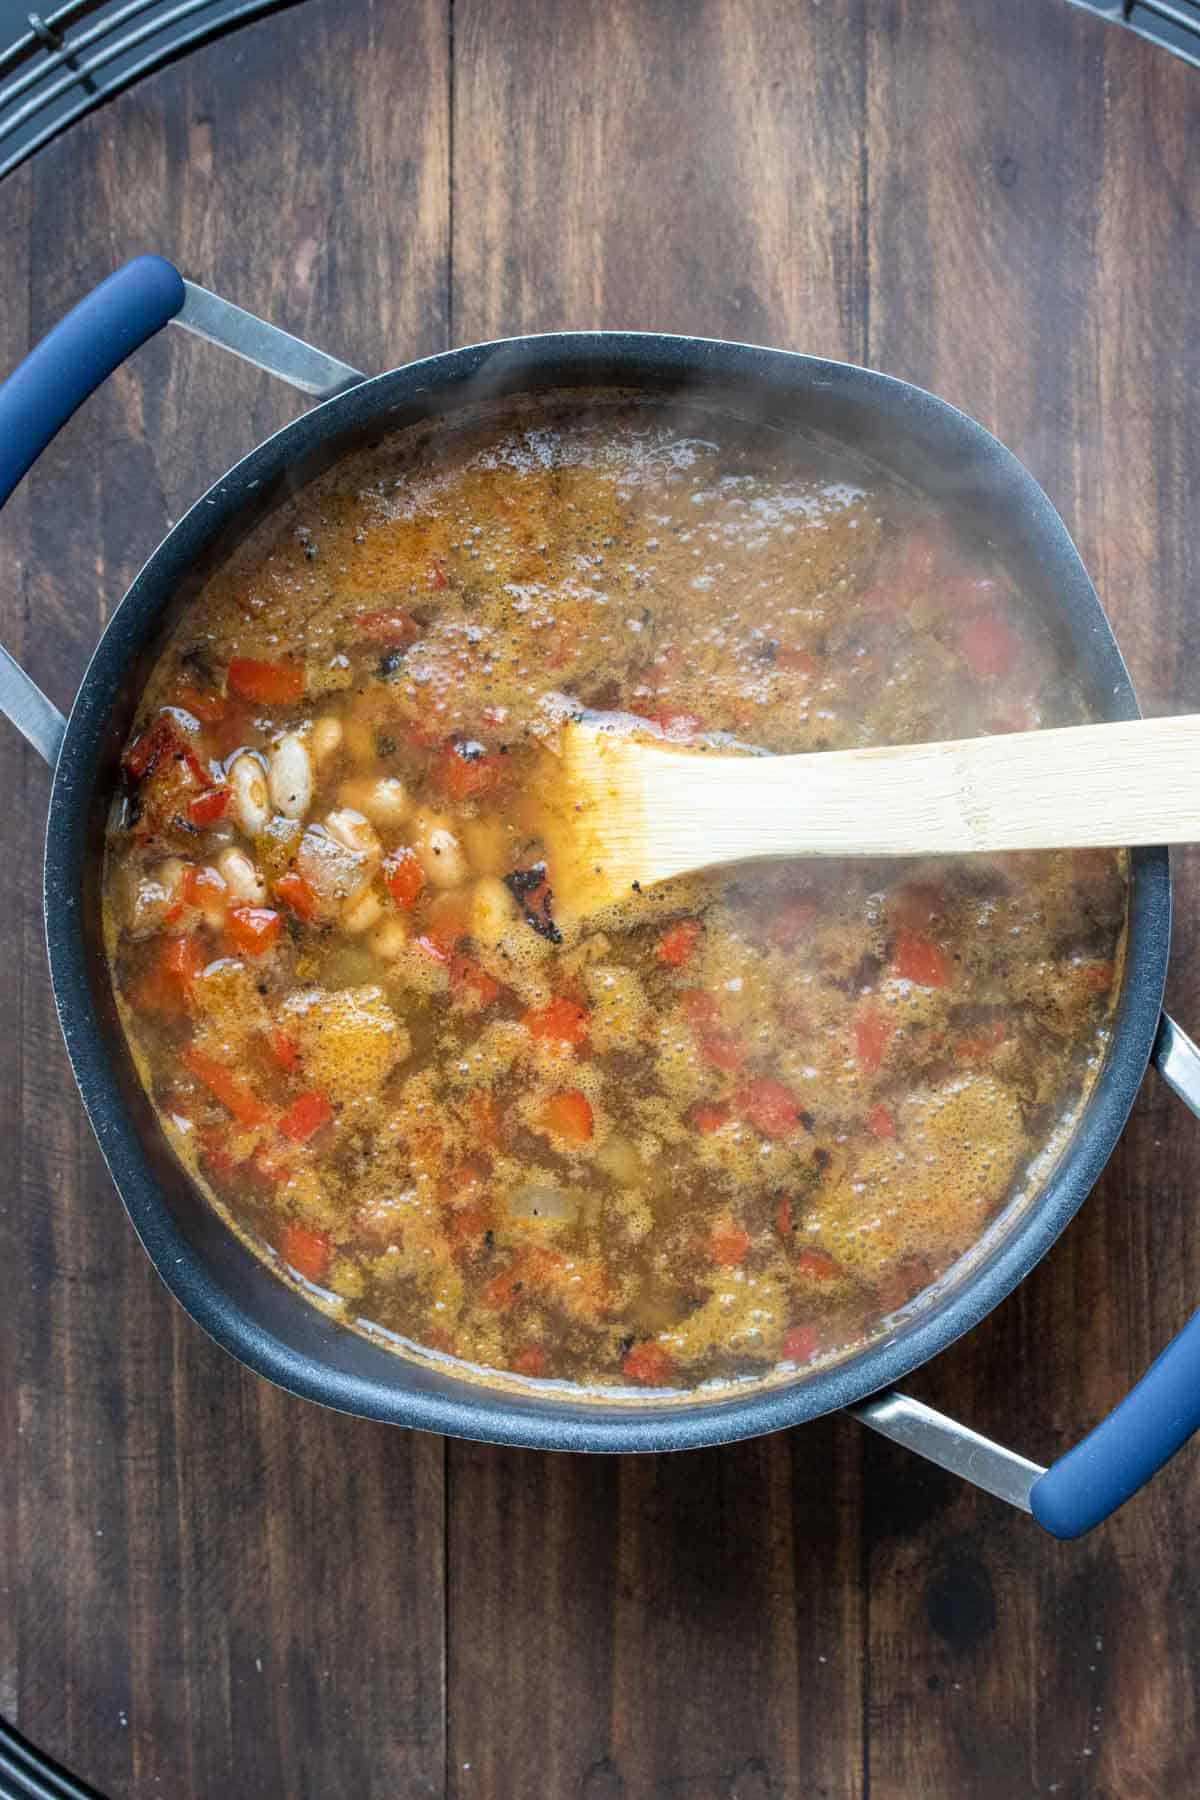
left=2, top=2, right=1199, bottom=1794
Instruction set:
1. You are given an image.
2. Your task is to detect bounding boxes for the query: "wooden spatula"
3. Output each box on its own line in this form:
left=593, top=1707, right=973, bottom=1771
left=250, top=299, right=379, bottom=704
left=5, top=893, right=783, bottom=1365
left=543, top=713, right=1200, bottom=915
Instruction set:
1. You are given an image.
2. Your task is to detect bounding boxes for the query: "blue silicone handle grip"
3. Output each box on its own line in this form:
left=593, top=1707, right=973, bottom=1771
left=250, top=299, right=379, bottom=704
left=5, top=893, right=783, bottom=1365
left=1030, top=1308, right=1200, bottom=1538
left=0, top=254, right=184, bottom=512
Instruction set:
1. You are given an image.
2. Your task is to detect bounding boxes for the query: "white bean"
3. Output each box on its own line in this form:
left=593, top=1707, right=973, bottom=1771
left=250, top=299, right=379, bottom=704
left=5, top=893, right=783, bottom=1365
left=216, top=845, right=267, bottom=904
left=229, top=753, right=270, bottom=837
left=311, top=716, right=344, bottom=766
left=471, top=875, right=517, bottom=947
left=268, top=732, right=313, bottom=820
left=369, top=916, right=411, bottom=961
left=343, top=886, right=384, bottom=934
left=412, top=807, right=468, bottom=890
left=339, top=775, right=410, bottom=828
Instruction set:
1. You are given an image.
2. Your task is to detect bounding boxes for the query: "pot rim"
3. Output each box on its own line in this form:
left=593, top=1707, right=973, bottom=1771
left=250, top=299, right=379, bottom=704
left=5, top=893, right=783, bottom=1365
left=41, top=330, right=1171, bottom=1451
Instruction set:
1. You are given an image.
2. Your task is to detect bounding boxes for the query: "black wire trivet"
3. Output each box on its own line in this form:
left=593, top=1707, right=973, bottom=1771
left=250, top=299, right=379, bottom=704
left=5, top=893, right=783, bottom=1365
left=1066, top=0, right=1200, bottom=67
left=0, top=0, right=304, bottom=179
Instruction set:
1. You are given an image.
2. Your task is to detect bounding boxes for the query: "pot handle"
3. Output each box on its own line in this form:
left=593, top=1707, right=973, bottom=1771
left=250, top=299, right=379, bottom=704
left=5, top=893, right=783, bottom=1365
left=0, top=255, right=365, bottom=766
left=852, top=1010, right=1200, bottom=1537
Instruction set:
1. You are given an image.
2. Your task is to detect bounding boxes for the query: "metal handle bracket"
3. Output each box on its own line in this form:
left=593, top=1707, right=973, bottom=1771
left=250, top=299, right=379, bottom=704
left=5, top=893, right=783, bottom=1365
left=853, top=1010, right=1200, bottom=1535
left=173, top=281, right=367, bottom=400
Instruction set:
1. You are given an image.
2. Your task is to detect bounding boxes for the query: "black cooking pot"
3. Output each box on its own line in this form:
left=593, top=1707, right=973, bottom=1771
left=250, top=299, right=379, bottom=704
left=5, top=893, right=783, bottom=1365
left=3, top=256, right=1199, bottom=1540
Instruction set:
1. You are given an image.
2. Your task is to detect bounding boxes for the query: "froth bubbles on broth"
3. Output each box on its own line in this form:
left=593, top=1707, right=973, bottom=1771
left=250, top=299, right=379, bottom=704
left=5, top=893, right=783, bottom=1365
left=102, top=400, right=1126, bottom=1392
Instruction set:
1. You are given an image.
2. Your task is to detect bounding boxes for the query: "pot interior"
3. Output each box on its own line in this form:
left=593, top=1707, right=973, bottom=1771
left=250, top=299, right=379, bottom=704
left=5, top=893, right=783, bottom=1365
left=45, top=336, right=1170, bottom=1449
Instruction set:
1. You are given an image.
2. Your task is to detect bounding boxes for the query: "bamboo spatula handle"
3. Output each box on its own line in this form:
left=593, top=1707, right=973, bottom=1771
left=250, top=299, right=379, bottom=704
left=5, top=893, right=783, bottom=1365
left=655, top=714, right=1200, bottom=866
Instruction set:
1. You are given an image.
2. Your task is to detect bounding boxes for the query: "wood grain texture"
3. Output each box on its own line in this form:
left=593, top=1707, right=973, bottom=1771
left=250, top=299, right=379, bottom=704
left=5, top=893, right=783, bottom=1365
left=0, top=3, right=450, bottom=1797
left=1, top=0, right=1200, bottom=1796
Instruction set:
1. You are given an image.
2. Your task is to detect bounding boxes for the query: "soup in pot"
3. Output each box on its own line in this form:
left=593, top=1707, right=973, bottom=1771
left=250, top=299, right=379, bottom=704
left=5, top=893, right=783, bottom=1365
left=103, top=399, right=1126, bottom=1391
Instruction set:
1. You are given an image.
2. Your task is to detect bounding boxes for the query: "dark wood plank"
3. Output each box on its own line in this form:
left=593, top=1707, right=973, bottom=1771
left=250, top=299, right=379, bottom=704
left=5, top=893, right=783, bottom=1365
left=0, top=157, right=33, bottom=1735
left=863, top=5, right=1200, bottom=1797
left=448, top=6, right=869, bottom=1796
left=0, top=3, right=450, bottom=1796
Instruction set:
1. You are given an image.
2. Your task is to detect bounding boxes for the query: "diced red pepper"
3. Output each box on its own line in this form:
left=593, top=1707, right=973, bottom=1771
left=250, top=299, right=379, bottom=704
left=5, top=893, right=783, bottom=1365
left=876, top=1255, right=932, bottom=1314
left=679, top=989, right=744, bottom=1070
left=637, top=709, right=703, bottom=740
left=188, top=786, right=231, bottom=827
left=657, top=918, right=703, bottom=966
left=483, top=1266, right=526, bottom=1312
left=175, top=747, right=213, bottom=798
left=782, top=1324, right=819, bottom=1363
left=523, top=995, right=589, bottom=1047
left=279, top=1222, right=331, bottom=1284
left=275, top=871, right=318, bottom=921
left=278, top=1090, right=334, bottom=1144
left=355, top=607, right=422, bottom=647
left=767, top=901, right=817, bottom=949
left=245, top=1145, right=293, bottom=1193
left=955, top=1021, right=1007, bottom=1063
left=124, top=714, right=180, bottom=781
left=634, top=644, right=682, bottom=693
left=183, top=1046, right=271, bottom=1130
left=892, top=927, right=949, bottom=988
left=169, top=682, right=227, bottom=727
left=622, top=1341, right=675, bottom=1386
left=795, top=1248, right=843, bottom=1281
left=775, top=1194, right=793, bottom=1239
left=227, top=657, right=305, bottom=705
left=711, top=1222, right=750, bottom=1267
left=889, top=884, right=944, bottom=931
left=451, top=955, right=502, bottom=1008
left=266, top=1028, right=301, bottom=1072
left=162, top=934, right=205, bottom=994
left=961, top=613, right=1021, bottom=679
left=540, top=1088, right=594, bottom=1143
left=867, top=1102, right=897, bottom=1140
left=437, top=737, right=502, bottom=802
left=427, top=558, right=448, bottom=590
left=200, top=1143, right=240, bottom=1191
left=227, top=906, right=282, bottom=955
left=854, top=1009, right=893, bottom=1074
left=739, top=1076, right=801, bottom=1139
left=447, top=1202, right=492, bottom=1246
left=1084, top=960, right=1115, bottom=994
left=469, top=1093, right=502, bottom=1147
left=383, top=846, right=426, bottom=909
left=690, top=1102, right=731, bottom=1135
left=775, top=647, right=821, bottom=677
left=511, top=1343, right=550, bottom=1378
left=416, top=903, right=469, bottom=964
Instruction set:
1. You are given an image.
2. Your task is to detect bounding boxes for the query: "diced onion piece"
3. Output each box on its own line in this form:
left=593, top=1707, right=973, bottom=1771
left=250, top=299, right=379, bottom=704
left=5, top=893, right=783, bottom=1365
left=369, top=916, right=411, bottom=961
left=471, top=875, right=518, bottom=946
left=461, top=813, right=510, bottom=876
left=339, top=775, right=410, bottom=827
left=596, top=1133, right=644, bottom=1186
left=325, top=807, right=382, bottom=861
left=296, top=829, right=370, bottom=909
left=508, top=1183, right=579, bottom=1225
left=129, top=857, right=187, bottom=931
left=343, top=886, right=384, bottom=934
left=311, top=716, right=343, bottom=766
